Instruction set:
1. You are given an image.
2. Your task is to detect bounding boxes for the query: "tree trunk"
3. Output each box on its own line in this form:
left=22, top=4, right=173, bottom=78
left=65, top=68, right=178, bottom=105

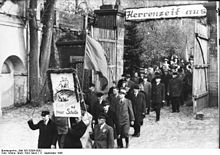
left=29, top=0, right=40, bottom=105
left=38, top=0, right=57, bottom=103
left=39, top=0, right=56, bottom=82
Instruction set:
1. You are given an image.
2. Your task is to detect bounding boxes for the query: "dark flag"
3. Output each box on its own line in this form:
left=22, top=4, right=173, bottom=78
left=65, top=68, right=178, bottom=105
left=84, top=35, right=108, bottom=90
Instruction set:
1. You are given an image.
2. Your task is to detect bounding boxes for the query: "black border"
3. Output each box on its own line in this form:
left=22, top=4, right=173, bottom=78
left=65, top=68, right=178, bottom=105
left=46, top=68, right=79, bottom=102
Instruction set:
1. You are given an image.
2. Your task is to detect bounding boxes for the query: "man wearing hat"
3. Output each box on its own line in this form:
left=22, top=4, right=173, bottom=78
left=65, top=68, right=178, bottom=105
left=102, top=100, right=117, bottom=139
left=92, top=92, right=105, bottom=125
left=116, top=88, right=135, bottom=148
left=130, top=84, right=146, bottom=137
left=90, top=114, right=114, bottom=148
left=162, top=57, right=170, bottom=71
left=27, top=110, right=58, bottom=148
left=161, top=69, right=172, bottom=106
left=117, top=73, right=127, bottom=88
left=167, top=71, right=183, bottom=113
left=151, top=74, right=165, bottom=121
left=141, top=75, right=152, bottom=115
left=108, top=86, right=120, bottom=114
left=63, top=116, right=87, bottom=148
left=131, top=72, right=140, bottom=84
left=84, top=83, right=98, bottom=117
left=125, top=73, right=135, bottom=89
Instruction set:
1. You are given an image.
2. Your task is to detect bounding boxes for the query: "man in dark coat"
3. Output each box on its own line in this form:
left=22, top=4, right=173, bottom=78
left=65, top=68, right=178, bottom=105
left=108, top=81, right=117, bottom=98
left=131, top=72, right=140, bottom=84
left=102, top=100, right=117, bottom=139
left=141, top=75, right=152, bottom=115
left=108, top=86, right=120, bottom=114
left=125, top=74, right=135, bottom=89
left=90, top=114, right=114, bottom=148
left=130, top=84, right=146, bottom=137
left=117, top=74, right=126, bottom=88
left=84, top=83, right=98, bottom=116
left=93, top=92, right=105, bottom=125
left=51, top=113, right=68, bottom=148
left=63, top=117, right=87, bottom=148
left=167, top=72, right=183, bottom=113
left=115, top=89, right=135, bottom=148
left=161, top=70, right=172, bottom=106
left=27, top=110, right=58, bottom=149
left=151, top=75, right=165, bottom=121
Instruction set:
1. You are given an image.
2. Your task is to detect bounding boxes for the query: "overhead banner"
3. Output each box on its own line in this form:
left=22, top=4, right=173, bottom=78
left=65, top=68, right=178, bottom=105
left=125, top=4, right=207, bottom=21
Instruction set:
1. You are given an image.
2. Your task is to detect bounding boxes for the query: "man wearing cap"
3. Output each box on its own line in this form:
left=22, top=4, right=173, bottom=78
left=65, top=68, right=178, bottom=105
left=92, top=92, right=105, bottom=125
left=125, top=74, right=135, bottom=89
left=108, top=81, right=117, bottom=99
left=130, top=84, right=146, bottom=137
left=84, top=83, right=98, bottom=117
left=27, top=110, right=58, bottom=148
left=116, top=88, right=135, bottom=148
left=117, top=74, right=127, bottom=88
left=167, top=71, right=183, bottom=113
left=63, top=117, right=87, bottom=148
left=90, top=114, right=114, bottom=148
left=108, top=86, right=120, bottom=115
left=151, top=75, right=165, bottom=122
left=102, top=100, right=117, bottom=139
left=131, top=72, right=140, bottom=84
left=141, top=75, right=152, bottom=115
left=161, top=69, right=172, bottom=106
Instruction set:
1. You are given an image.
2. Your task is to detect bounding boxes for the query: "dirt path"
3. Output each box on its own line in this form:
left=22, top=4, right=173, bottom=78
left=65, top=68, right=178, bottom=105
left=0, top=104, right=218, bottom=149
left=128, top=106, right=218, bottom=148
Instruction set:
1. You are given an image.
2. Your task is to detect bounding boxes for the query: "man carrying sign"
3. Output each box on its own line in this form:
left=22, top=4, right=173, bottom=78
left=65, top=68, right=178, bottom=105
left=63, top=117, right=87, bottom=148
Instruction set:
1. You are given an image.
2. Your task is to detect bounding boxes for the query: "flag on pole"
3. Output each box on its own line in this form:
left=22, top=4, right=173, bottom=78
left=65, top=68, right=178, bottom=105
left=84, top=35, right=108, bottom=90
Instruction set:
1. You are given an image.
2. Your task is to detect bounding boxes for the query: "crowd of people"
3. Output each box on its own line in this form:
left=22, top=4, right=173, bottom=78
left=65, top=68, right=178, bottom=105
left=27, top=55, right=194, bottom=149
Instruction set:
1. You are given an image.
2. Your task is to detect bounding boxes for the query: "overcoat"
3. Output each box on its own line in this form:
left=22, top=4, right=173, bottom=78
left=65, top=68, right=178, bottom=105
left=103, top=109, right=117, bottom=139
left=92, top=124, right=114, bottom=148
left=63, top=120, right=87, bottom=148
left=161, top=73, right=172, bottom=93
left=142, top=82, right=152, bottom=108
left=93, top=101, right=104, bottom=124
left=115, top=98, right=135, bottom=134
left=151, top=83, right=165, bottom=108
left=85, top=91, right=98, bottom=116
left=130, top=92, right=146, bottom=123
left=167, top=76, right=183, bottom=97
left=108, top=95, right=120, bottom=113
left=28, top=119, right=58, bottom=148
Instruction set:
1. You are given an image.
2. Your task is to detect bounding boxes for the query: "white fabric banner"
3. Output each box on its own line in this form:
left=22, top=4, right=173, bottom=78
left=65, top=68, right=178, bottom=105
left=50, top=73, right=75, bottom=97
left=53, top=90, right=81, bottom=117
left=126, top=4, right=207, bottom=21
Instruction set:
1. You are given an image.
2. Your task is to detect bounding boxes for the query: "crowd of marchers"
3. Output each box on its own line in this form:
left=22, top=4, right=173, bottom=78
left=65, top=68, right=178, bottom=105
left=27, top=55, right=193, bottom=149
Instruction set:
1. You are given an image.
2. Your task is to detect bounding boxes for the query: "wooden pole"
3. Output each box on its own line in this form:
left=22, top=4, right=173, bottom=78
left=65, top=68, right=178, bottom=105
left=68, top=117, right=71, bottom=128
left=216, top=1, right=220, bottom=148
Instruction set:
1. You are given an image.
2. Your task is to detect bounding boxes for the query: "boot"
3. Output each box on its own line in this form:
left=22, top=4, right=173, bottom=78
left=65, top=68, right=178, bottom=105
left=117, top=138, right=123, bottom=148
left=125, top=137, right=129, bottom=148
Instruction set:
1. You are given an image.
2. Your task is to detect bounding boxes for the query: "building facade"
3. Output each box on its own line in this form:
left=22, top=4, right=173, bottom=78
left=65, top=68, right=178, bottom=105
left=0, top=0, right=27, bottom=116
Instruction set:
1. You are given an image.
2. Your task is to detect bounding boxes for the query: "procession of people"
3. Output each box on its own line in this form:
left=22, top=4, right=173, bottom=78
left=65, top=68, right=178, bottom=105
left=27, top=55, right=193, bottom=149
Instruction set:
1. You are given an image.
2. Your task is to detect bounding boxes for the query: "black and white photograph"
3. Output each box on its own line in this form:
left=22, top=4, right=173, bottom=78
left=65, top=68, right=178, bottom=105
left=0, top=0, right=219, bottom=154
